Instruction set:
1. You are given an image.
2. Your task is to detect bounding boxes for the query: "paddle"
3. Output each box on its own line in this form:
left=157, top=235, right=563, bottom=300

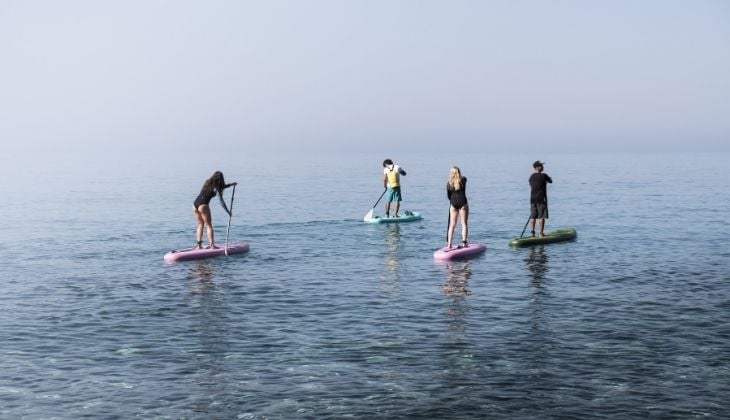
left=519, top=216, right=530, bottom=238
left=224, top=184, right=236, bottom=256
left=363, top=188, right=387, bottom=221
left=446, top=208, right=451, bottom=245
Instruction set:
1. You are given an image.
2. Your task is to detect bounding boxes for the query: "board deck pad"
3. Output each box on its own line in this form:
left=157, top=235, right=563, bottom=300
left=366, top=211, right=422, bottom=223
left=509, top=227, right=577, bottom=247
left=164, top=242, right=250, bottom=262
left=433, top=242, right=486, bottom=261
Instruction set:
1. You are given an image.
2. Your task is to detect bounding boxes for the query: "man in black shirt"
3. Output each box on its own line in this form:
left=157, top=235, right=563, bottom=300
left=529, top=160, right=553, bottom=238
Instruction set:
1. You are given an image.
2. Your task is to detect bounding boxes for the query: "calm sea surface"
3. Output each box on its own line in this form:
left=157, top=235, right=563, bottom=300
left=1, top=152, right=728, bottom=419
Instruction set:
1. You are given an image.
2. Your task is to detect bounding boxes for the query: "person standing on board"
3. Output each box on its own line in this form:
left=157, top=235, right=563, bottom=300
left=383, top=159, right=407, bottom=218
left=528, top=161, right=552, bottom=238
left=193, top=171, right=237, bottom=248
left=446, top=166, right=469, bottom=249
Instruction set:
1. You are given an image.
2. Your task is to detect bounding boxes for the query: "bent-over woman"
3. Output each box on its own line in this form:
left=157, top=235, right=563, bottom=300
left=193, top=171, right=237, bottom=248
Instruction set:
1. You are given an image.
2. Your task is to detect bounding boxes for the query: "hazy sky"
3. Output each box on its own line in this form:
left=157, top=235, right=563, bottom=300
left=1, top=0, right=728, bottom=162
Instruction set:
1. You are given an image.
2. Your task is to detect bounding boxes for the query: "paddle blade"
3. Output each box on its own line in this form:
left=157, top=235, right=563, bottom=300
left=364, top=208, right=374, bottom=221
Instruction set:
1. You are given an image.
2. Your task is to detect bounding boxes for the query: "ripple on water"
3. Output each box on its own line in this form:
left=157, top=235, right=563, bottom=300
left=2, top=153, right=729, bottom=418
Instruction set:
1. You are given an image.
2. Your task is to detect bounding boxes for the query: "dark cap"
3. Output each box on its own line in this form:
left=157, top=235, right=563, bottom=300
left=533, top=160, right=545, bottom=168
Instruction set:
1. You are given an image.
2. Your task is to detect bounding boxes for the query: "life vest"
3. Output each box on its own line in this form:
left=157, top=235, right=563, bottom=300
left=385, top=166, right=400, bottom=188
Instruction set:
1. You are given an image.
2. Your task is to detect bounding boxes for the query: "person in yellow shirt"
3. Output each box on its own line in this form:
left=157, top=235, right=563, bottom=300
left=382, top=159, right=407, bottom=218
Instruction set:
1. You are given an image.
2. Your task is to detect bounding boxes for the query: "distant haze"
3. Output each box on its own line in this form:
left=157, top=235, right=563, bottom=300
left=1, top=0, right=728, bottom=170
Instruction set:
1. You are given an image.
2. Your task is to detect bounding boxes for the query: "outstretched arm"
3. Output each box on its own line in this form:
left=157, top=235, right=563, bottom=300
left=218, top=195, right=232, bottom=216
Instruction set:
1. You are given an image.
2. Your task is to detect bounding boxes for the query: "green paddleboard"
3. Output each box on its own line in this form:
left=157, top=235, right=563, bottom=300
left=366, top=212, right=422, bottom=223
left=509, top=227, right=577, bottom=247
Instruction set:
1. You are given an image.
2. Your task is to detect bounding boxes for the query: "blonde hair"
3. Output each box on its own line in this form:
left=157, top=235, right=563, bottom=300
left=448, top=166, right=462, bottom=190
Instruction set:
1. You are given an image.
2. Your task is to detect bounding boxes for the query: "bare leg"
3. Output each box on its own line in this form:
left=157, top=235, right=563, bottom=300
left=199, top=205, right=215, bottom=247
left=460, top=205, right=469, bottom=244
left=538, top=218, right=545, bottom=237
left=394, top=201, right=400, bottom=217
left=385, top=201, right=391, bottom=217
left=207, top=225, right=215, bottom=247
left=529, top=218, right=536, bottom=237
left=193, top=205, right=205, bottom=247
left=447, top=206, right=458, bottom=248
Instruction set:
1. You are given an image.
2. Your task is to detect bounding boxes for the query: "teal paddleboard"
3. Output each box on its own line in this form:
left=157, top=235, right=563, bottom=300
left=366, top=212, right=422, bottom=223
left=509, top=227, right=577, bottom=247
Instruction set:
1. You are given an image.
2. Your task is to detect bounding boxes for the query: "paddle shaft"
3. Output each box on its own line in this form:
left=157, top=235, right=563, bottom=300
left=372, top=188, right=387, bottom=209
left=446, top=207, right=450, bottom=243
left=225, top=184, right=236, bottom=256
left=520, top=217, right=530, bottom=238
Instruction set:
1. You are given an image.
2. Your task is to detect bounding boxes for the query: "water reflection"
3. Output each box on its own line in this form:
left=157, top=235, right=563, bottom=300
left=525, top=246, right=550, bottom=318
left=525, top=245, right=549, bottom=288
left=442, top=261, right=472, bottom=297
left=440, top=261, right=475, bottom=386
left=379, top=224, right=402, bottom=295
left=384, top=224, right=400, bottom=268
left=184, top=261, right=232, bottom=414
left=443, top=262, right=471, bottom=336
left=187, top=260, right=215, bottom=293
left=523, top=246, right=553, bottom=394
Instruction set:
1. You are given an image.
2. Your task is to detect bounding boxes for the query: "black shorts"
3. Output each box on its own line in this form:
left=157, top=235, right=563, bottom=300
left=530, top=202, right=548, bottom=219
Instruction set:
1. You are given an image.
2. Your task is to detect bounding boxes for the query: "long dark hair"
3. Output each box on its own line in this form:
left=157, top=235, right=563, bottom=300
left=203, top=171, right=231, bottom=215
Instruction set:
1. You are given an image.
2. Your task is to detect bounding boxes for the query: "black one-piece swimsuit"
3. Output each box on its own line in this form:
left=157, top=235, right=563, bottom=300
left=193, top=188, right=216, bottom=208
left=447, top=177, right=468, bottom=209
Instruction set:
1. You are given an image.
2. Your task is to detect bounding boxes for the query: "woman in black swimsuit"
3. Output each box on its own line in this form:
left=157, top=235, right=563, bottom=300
left=446, top=166, right=469, bottom=249
left=193, top=171, right=237, bottom=248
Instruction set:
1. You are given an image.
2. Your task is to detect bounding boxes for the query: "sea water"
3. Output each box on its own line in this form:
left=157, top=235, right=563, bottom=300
left=1, top=152, right=728, bottom=418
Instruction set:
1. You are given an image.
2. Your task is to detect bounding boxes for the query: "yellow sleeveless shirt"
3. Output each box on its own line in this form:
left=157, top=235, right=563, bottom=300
left=385, top=168, right=400, bottom=188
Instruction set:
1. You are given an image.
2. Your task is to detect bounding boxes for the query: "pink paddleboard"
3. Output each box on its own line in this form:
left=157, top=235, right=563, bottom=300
left=164, top=242, right=250, bottom=262
left=433, top=242, right=486, bottom=261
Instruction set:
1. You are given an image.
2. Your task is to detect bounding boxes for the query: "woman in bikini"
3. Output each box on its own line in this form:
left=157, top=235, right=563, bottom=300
left=446, top=166, right=469, bottom=249
left=193, top=171, right=237, bottom=249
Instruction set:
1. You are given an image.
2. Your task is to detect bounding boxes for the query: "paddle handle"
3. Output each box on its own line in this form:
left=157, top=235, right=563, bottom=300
left=225, top=184, right=236, bottom=256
